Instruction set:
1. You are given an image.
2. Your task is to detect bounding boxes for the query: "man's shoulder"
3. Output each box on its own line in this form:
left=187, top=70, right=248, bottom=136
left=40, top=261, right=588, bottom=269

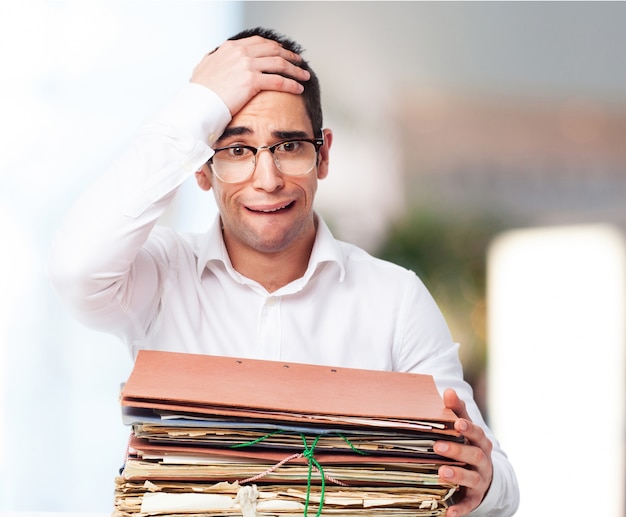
left=335, top=238, right=416, bottom=279
left=316, top=217, right=413, bottom=279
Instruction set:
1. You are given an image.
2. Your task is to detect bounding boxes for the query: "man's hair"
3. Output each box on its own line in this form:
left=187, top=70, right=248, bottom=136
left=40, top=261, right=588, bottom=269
left=228, top=27, right=323, bottom=137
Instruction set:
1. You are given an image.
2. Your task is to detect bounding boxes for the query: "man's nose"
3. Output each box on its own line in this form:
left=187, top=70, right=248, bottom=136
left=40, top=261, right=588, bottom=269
left=251, top=149, right=284, bottom=191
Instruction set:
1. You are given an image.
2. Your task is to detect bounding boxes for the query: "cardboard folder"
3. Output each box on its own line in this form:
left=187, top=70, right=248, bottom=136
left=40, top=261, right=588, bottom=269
left=120, top=351, right=458, bottom=432
left=127, top=434, right=460, bottom=466
left=124, top=436, right=454, bottom=485
left=115, top=351, right=462, bottom=516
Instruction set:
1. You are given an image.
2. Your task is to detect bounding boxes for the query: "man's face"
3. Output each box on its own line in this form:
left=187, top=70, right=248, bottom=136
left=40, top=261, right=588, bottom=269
left=196, top=91, right=332, bottom=258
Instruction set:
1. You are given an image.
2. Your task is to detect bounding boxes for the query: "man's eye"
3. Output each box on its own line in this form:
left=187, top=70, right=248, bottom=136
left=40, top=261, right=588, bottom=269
left=277, top=141, right=301, bottom=153
left=225, top=146, right=250, bottom=158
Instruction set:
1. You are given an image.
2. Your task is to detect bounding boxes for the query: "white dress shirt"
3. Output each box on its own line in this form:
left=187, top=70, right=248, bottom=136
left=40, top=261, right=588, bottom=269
left=48, top=83, right=518, bottom=516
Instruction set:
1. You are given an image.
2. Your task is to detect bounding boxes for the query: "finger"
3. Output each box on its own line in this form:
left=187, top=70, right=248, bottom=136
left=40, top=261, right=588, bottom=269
left=434, top=437, right=466, bottom=465
left=436, top=436, right=493, bottom=515
left=439, top=465, right=486, bottom=517
left=437, top=442, right=490, bottom=481
left=194, top=39, right=305, bottom=81
left=232, top=36, right=304, bottom=64
left=254, top=73, right=306, bottom=95
left=446, top=498, right=482, bottom=517
left=250, top=55, right=311, bottom=82
left=194, top=43, right=310, bottom=90
left=220, top=36, right=307, bottom=79
left=443, top=388, right=470, bottom=421
left=442, top=390, right=492, bottom=461
left=435, top=424, right=492, bottom=468
left=438, top=390, right=493, bottom=515
left=440, top=463, right=482, bottom=487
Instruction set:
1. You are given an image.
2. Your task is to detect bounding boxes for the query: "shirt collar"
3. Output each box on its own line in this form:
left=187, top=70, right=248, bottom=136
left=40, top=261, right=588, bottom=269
left=196, top=213, right=346, bottom=287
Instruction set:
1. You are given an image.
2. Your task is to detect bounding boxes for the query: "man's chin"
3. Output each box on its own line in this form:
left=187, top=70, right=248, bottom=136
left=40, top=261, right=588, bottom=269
left=247, top=236, right=294, bottom=255
left=231, top=213, right=315, bottom=254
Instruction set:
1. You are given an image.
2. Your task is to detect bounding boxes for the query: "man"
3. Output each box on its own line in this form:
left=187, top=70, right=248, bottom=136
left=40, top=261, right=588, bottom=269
left=48, top=28, right=519, bottom=516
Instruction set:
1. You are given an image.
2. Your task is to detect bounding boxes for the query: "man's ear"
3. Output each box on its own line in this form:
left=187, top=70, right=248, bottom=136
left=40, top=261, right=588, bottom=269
left=316, top=128, right=333, bottom=180
left=195, top=164, right=213, bottom=191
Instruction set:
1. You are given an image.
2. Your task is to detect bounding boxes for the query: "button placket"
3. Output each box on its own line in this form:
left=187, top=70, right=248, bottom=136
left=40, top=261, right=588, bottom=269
left=258, top=295, right=282, bottom=359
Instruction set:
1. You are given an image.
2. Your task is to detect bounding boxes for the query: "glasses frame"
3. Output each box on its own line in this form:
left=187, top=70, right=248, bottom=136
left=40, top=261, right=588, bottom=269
left=208, top=137, right=325, bottom=183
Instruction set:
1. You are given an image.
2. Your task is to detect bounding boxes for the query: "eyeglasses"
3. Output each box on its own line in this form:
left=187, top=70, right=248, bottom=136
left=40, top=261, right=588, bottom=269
left=208, top=137, right=324, bottom=183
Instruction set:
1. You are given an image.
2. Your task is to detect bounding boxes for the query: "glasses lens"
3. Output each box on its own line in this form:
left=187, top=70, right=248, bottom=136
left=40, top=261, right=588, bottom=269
left=274, top=140, right=317, bottom=176
left=211, top=140, right=319, bottom=183
left=211, top=146, right=255, bottom=183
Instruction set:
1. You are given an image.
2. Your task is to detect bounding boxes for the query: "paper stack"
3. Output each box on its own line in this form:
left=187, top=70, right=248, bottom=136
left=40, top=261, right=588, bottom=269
left=113, top=350, right=464, bottom=517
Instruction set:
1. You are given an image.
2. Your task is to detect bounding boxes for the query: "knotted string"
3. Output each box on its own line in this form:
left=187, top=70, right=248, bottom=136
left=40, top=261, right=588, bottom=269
left=237, top=451, right=303, bottom=484
left=301, top=434, right=324, bottom=517
left=231, top=431, right=367, bottom=517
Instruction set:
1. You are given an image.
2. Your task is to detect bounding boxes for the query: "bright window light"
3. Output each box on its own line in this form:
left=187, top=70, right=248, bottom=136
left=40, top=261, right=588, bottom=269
left=488, top=224, right=626, bottom=517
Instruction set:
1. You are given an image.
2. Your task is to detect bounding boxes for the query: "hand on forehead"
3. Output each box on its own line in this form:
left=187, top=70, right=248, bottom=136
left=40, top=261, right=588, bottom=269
left=190, top=34, right=310, bottom=117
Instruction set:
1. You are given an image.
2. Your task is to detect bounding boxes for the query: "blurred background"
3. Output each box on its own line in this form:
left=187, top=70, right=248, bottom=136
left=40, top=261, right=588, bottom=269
left=1, top=1, right=625, bottom=515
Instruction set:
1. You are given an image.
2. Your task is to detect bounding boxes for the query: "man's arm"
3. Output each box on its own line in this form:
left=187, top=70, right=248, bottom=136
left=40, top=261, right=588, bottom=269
left=47, top=84, right=228, bottom=337
left=394, top=276, right=519, bottom=516
left=47, top=35, right=309, bottom=338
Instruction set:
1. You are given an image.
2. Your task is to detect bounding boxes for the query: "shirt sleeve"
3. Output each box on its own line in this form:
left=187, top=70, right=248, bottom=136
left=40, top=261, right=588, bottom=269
left=47, top=83, right=231, bottom=341
left=396, top=274, right=520, bottom=516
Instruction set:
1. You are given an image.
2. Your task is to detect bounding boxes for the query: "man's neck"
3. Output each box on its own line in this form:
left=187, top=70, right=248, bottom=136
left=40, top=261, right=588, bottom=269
left=238, top=246, right=313, bottom=293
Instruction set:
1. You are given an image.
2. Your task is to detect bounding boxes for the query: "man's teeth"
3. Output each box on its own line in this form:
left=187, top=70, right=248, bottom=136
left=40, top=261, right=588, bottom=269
left=258, top=203, right=290, bottom=213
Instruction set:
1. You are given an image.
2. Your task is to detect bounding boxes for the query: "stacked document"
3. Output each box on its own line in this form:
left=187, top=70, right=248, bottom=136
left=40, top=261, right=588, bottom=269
left=114, top=350, right=464, bottom=517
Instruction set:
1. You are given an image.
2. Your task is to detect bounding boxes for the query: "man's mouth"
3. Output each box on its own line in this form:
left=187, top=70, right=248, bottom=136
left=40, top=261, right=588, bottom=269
left=246, top=201, right=295, bottom=213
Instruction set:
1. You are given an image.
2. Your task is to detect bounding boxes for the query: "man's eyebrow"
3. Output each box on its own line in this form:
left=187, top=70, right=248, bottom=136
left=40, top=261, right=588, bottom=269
left=272, top=130, right=311, bottom=140
left=216, top=127, right=312, bottom=144
left=217, top=126, right=252, bottom=141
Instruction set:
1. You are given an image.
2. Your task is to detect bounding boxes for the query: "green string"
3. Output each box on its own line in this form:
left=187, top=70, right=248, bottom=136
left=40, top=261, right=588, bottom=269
left=229, top=430, right=284, bottom=448
left=336, top=433, right=368, bottom=455
left=230, top=430, right=369, bottom=517
left=301, top=434, right=325, bottom=517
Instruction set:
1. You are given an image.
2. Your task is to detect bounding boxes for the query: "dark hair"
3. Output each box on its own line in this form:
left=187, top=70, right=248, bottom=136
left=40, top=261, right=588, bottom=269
left=228, top=27, right=323, bottom=137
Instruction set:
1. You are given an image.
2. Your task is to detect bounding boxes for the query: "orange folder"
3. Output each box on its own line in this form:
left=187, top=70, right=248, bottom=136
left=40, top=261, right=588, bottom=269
left=120, top=351, right=458, bottom=434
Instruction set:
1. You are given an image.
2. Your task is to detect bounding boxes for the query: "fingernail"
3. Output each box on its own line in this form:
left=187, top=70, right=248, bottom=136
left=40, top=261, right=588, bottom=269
left=441, top=466, right=454, bottom=479
left=435, top=442, right=449, bottom=454
left=458, top=419, right=469, bottom=432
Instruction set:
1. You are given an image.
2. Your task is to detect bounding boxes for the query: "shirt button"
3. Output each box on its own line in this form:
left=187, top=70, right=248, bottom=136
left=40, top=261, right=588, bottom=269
left=267, top=296, right=276, bottom=307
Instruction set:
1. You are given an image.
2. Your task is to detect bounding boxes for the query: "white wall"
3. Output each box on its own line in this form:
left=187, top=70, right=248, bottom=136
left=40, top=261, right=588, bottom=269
left=488, top=224, right=626, bottom=516
left=0, top=1, right=240, bottom=511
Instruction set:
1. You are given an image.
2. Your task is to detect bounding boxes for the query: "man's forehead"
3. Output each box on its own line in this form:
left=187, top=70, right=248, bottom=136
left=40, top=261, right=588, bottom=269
left=218, top=92, right=313, bottom=141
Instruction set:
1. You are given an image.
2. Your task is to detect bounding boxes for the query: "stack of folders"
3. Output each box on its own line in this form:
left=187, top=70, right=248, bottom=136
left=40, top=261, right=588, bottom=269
left=113, top=350, right=465, bottom=517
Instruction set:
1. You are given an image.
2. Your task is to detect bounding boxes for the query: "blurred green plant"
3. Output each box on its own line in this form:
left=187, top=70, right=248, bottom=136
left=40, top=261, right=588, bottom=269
left=375, top=208, right=510, bottom=415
